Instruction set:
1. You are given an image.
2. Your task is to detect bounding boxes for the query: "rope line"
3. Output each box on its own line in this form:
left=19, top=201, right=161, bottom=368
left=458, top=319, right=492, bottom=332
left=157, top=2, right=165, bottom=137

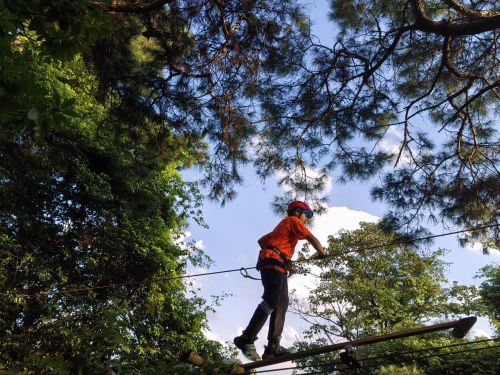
left=361, top=344, right=500, bottom=370
left=357, top=337, right=499, bottom=364
left=297, top=222, right=499, bottom=262
left=20, top=267, right=247, bottom=298
left=18, top=223, right=498, bottom=298
left=253, top=337, right=500, bottom=374
left=285, top=343, right=500, bottom=375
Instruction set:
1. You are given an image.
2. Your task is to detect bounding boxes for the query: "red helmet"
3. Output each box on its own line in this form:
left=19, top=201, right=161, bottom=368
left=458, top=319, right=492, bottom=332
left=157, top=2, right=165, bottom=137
left=287, top=201, right=313, bottom=218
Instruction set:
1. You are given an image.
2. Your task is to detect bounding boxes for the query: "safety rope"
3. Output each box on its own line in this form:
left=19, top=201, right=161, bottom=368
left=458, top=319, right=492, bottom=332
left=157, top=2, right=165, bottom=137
left=240, top=267, right=261, bottom=281
left=252, top=337, right=500, bottom=374
left=295, top=222, right=499, bottom=263
left=18, top=223, right=498, bottom=297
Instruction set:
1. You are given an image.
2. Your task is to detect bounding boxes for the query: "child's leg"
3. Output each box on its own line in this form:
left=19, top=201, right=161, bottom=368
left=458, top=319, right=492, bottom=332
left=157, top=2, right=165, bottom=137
left=267, top=275, right=288, bottom=341
left=242, top=269, right=286, bottom=337
left=234, top=269, right=287, bottom=360
left=264, top=277, right=296, bottom=358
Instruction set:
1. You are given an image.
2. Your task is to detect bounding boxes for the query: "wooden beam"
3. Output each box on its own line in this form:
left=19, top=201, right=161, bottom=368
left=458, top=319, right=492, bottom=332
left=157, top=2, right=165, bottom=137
left=181, top=351, right=246, bottom=374
left=182, top=351, right=206, bottom=366
left=0, top=370, right=19, bottom=375
left=242, top=316, right=477, bottom=370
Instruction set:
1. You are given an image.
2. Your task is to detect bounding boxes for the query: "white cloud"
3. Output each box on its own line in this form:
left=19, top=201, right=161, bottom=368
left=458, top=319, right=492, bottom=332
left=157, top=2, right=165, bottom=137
left=174, top=231, right=205, bottom=252
left=377, top=127, right=402, bottom=154
left=195, top=239, right=205, bottom=250
left=289, top=271, right=320, bottom=301
left=466, top=242, right=500, bottom=257
left=376, top=126, right=414, bottom=166
left=310, top=206, right=379, bottom=245
left=203, top=327, right=226, bottom=345
left=470, top=328, right=492, bottom=338
left=289, top=206, right=379, bottom=304
left=281, top=325, right=300, bottom=348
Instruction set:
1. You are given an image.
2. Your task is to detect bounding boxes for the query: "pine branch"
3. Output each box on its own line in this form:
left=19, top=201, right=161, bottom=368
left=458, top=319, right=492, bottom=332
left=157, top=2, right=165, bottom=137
left=410, top=0, right=500, bottom=36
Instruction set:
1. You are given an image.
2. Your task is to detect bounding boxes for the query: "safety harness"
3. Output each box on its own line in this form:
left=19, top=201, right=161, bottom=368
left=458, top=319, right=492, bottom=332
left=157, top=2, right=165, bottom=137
left=256, top=246, right=290, bottom=274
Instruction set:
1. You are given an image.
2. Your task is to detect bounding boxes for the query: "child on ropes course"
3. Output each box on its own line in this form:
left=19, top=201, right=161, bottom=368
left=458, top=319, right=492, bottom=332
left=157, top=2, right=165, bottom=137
left=234, top=200, right=327, bottom=361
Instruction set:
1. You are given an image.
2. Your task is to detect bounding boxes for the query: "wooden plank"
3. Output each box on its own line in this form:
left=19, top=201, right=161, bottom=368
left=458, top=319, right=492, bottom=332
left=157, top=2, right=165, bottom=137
left=181, top=351, right=246, bottom=374
left=242, top=316, right=477, bottom=370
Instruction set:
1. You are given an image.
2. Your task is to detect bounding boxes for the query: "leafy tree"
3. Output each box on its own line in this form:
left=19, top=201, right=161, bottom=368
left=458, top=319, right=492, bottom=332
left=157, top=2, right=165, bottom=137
left=293, top=223, right=478, bottom=340
left=0, top=0, right=111, bottom=137
left=290, top=222, right=497, bottom=373
left=0, top=51, right=218, bottom=374
left=477, top=264, right=500, bottom=334
left=77, top=0, right=311, bottom=206
left=375, top=365, right=424, bottom=375
left=1, top=0, right=309, bottom=196
left=2, top=1, right=498, bottom=242
left=255, top=0, right=499, bottom=245
left=364, top=335, right=500, bottom=375
left=0, top=1, right=312, bottom=372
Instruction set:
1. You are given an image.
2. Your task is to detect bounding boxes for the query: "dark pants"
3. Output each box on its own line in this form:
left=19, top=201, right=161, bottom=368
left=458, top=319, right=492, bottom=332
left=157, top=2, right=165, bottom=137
left=243, top=269, right=289, bottom=343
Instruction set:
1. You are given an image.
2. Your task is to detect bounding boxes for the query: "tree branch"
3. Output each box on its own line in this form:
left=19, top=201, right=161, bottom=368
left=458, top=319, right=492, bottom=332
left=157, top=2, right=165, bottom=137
left=442, top=0, right=500, bottom=19
left=363, top=28, right=408, bottom=84
left=442, top=35, right=480, bottom=78
left=90, top=0, right=171, bottom=13
left=410, top=0, right=500, bottom=36
left=445, top=79, right=500, bottom=126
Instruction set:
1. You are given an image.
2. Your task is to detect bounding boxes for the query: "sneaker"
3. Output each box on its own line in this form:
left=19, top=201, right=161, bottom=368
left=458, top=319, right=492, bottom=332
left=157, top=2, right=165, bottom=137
left=234, top=334, right=261, bottom=361
left=262, top=342, right=297, bottom=360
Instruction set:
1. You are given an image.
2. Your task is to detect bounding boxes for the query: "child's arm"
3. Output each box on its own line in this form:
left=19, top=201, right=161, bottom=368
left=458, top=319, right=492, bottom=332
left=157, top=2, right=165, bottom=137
left=306, top=233, right=327, bottom=258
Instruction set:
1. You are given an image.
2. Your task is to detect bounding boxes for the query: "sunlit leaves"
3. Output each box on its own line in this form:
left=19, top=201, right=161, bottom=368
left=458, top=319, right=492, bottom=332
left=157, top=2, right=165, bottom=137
left=0, top=43, right=221, bottom=375
left=292, top=222, right=496, bottom=373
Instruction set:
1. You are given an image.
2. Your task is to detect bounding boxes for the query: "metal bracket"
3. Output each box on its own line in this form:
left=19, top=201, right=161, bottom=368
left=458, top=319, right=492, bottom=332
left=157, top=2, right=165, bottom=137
left=339, top=344, right=363, bottom=368
left=451, top=316, right=477, bottom=338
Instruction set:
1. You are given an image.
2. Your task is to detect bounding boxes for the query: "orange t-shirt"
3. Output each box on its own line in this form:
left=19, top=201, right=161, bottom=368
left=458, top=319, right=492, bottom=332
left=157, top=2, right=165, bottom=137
left=258, top=216, right=311, bottom=263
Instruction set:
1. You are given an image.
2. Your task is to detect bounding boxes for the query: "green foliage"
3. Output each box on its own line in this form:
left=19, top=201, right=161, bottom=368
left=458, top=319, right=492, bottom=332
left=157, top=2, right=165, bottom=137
left=293, top=223, right=474, bottom=340
left=361, top=335, right=500, bottom=375
left=81, top=0, right=311, bottom=206
left=0, top=47, right=217, bottom=375
left=254, top=0, right=499, bottom=245
left=3, top=0, right=110, bottom=57
left=292, top=223, right=496, bottom=373
left=375, top=364, right=424, bottom=375
left=0, top=0, right=112, bottom=139
left=476, top=264, right=500, bottom=333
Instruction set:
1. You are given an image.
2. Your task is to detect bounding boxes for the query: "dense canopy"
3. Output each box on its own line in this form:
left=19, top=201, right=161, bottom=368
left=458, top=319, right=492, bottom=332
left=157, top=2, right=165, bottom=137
left=0, top=0, right=498, bottom=373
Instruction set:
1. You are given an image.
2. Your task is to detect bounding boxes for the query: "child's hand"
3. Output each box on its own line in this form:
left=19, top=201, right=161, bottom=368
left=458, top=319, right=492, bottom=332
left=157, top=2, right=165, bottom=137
left=311, top=252, right=327, bottom=260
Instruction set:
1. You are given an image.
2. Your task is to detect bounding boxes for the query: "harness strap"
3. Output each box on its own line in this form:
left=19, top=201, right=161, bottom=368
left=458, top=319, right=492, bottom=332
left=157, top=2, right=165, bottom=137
left=261, top=264, right=287, bottom=274
left=267, top=246, right=290, bottom=264
left=256, top=246, right=289, bottom=273
left=240, top=267, right=261, bottom=280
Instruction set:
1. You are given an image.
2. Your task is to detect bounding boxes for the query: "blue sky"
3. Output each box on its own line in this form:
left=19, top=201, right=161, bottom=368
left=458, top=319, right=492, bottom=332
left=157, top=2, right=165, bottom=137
left=182, top=165, right=498, bottom=372
left=180, top=1, right=499, bottom=372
